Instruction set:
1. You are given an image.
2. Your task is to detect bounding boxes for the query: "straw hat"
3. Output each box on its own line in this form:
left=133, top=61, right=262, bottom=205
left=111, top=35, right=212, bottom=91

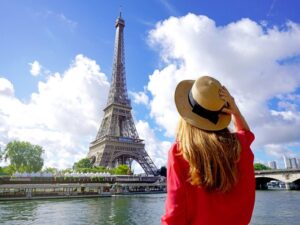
left=174, top=76, right=231, bottom=131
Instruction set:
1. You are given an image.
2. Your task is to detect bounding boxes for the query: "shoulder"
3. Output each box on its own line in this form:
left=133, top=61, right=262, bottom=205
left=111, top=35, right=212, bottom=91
left=168, top=141, right=189, bottom=168
left=235, top=129, right=255, bottom=146
left=235, top=130, right=255, bottom=163
left=168, top=142, right=180, bottom=163
left=169, top=141, right=180, bottom=155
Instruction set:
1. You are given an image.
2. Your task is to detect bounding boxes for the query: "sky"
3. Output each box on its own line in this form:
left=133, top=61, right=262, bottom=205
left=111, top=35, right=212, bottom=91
left=1, top=0, right=300, bottom=172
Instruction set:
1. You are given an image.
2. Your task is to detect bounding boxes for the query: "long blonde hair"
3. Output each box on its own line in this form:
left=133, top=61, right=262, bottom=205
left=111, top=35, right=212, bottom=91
left=176, top=118, right=241, bottom=193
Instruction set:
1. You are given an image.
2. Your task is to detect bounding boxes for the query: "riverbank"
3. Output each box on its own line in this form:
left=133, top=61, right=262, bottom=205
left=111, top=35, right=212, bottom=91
left=0, top=175, right=166, bottom=201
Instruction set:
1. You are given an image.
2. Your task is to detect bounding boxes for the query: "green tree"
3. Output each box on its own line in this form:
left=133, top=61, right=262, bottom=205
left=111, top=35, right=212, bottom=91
left=2, top=140, right=44, bottom=173
left=0, top=166, right=5, bottom=175
left=42, top=167, right=58, bottom=174
left=94, top=166, right=109, bottom=172
left=254, top=163, right=271, bottom=171
left=158, top=166, right=167, bottom=177
left=0, top=146, right=4, bottom=161
left=113, top=164, right=131, bottom=175
left=0, top=165, right=16, bottom=176
left=73, top=158, right=93, bottom=171
left=61, top=168, right=73, bottom=174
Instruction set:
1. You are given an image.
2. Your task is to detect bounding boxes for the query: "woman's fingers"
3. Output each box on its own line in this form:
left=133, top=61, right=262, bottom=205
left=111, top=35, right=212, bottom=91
left=219, top=87, right=230, bottom=102
left=221, top=107, right=232, bottom=115
left=219, top=86, right=235, bottom=104
left=219, top=86, right=237, bottom=116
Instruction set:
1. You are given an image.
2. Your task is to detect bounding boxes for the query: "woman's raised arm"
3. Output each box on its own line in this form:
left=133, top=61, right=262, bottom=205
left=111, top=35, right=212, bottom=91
left=219, top=86, right=250, bottom=132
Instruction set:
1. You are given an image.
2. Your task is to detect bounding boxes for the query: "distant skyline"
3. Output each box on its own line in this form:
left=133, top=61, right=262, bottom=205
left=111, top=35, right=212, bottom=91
left=1, top=0, right=300, bottom=172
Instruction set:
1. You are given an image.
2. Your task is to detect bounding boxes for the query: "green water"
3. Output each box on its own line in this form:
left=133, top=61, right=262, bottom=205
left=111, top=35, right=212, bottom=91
left=0, top=192, right=299, bottom=225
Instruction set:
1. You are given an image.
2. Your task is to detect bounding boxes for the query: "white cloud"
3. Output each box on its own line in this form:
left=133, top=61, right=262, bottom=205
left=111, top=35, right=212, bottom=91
left=271, top=110, right=300, bottom=121
left=277, top=93, right=300, bottom=111
left=29, top=60, right=42, bottom=76
left=147, top=13, right=300, bottom=158
left=0, top=77, right=14, bottom=96
left=0, top=54, right=109, bottom=169
left=147, top=65, right=183, bottom=137
left=264, top=144, right=299, bottom=159
left=129, top=90, right=149, bottom=105
left=135, top=120, right=171, bottom=173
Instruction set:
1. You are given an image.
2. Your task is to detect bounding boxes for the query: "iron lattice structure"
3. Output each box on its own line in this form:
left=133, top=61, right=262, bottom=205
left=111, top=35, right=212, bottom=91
left=88, top=14, right=158, bottom=175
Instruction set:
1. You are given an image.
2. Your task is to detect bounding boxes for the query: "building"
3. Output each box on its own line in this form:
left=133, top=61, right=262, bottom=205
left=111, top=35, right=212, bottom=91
left=268, top=161, right=277, bottom=169
left=283, top=156, right=292, bottom=169
left=283, top=156, right=299, bottom=169
left=290, top=158, right=298, bottom=169
left=87, top=13, right=157, bottom=175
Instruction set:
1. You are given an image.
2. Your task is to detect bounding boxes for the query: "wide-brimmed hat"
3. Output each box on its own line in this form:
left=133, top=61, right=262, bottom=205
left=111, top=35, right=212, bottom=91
left=174, top=76, right=231, bottom=131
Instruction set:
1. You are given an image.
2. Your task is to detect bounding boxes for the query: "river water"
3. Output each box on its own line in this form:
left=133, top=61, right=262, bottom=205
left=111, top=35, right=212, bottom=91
left=0, top=191, right=299, bottom=225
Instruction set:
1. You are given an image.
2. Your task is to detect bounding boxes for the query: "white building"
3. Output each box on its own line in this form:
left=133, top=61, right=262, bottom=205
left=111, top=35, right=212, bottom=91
left=283, top=156, right=300, bottom=169
left=268, top=161, right=277, bottom=169
left=290, top=158, right=298, bottom=169
left=283, top=156, right=292, bottom=169
left=297, top=159, right=300, bottom=169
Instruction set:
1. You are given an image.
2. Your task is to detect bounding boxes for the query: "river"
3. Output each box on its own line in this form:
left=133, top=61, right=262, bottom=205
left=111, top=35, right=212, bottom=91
left=0, top=191, right=299, bottom=225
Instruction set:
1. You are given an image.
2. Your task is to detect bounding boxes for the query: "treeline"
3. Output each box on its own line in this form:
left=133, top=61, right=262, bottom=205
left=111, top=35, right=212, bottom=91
left=72, top=158, right=132, bottom=175
left=254, top=163, right=271, bottom=171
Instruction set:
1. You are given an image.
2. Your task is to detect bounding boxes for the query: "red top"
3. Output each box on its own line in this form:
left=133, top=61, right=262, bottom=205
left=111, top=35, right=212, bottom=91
left=161, top=130, right=255, bottom=225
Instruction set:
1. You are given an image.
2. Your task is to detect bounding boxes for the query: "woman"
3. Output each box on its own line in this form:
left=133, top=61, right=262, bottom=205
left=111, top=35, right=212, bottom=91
left=161, top=76, right=255, bottom=225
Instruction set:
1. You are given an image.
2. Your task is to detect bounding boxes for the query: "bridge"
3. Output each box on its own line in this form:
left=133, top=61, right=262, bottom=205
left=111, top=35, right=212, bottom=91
left=255, top=169, right=300, bottom=190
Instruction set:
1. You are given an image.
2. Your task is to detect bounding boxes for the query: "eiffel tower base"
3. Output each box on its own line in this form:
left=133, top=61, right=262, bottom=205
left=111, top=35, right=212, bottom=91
left=89, top=137, right=158, bottom=175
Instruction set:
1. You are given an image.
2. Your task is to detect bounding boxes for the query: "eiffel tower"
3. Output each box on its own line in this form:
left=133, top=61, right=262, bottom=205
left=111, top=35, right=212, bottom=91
left=88, top=13, right=158, bottom=175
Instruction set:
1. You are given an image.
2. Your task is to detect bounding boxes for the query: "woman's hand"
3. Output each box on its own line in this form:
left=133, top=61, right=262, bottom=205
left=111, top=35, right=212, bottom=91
left=219, top=86, right=250, bottom=131
left=219, top=86, right=240, bottom=116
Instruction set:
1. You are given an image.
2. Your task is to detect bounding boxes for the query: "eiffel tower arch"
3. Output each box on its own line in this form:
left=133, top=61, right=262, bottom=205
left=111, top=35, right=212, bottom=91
left=88, top=13, right=158, bottom=175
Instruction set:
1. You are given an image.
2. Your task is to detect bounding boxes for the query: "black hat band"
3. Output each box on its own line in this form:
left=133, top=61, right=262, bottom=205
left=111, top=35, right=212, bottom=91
left=188, top=91, right=223, bottom=124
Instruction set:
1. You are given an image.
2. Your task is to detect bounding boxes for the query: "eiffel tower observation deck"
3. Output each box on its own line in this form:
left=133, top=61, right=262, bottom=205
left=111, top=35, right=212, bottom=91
left=88, top=13, right=158, bottom=175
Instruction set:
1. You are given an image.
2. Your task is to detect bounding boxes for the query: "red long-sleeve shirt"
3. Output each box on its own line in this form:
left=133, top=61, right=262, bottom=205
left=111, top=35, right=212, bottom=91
left=162, top=130, right=255, bottom=225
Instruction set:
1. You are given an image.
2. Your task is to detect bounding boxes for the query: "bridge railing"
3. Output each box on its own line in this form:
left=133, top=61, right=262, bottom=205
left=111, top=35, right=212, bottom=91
left=255, top=168, right=300, bottom=175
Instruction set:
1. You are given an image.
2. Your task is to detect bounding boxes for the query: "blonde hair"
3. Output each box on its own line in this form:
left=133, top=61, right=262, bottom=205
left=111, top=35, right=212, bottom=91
left=177, top=118, right=241, bottom=193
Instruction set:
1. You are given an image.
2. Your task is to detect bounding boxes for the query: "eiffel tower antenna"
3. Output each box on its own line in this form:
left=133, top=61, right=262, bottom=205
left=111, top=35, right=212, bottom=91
left=119, top=5, right=122, bottom=18
left=88, top=13, right=158, bottom=175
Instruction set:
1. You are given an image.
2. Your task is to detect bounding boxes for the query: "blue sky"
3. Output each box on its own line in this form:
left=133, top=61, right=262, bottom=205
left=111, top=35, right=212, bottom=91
left=1, top=0, right=300, bottom=171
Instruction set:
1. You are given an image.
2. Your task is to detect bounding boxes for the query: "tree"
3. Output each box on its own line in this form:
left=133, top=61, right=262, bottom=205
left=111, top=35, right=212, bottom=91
left=0, top=165, right=15, bottom=176
left=60, top=168, right=72, bottom=175
left=254, top=163, right=271, bottom=171
left=0, top=146, right=4, bottom=161
left=73, top=158, right=93, bottom=171
left=2, top=140, right=44, bottom=173
left=42, top=167, right=58, bottom=174
left=158, top=166, right=167, bottom=177
left=0, top=166, right=8, bottom=176
left=113, top=164, right=131, bottom=175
